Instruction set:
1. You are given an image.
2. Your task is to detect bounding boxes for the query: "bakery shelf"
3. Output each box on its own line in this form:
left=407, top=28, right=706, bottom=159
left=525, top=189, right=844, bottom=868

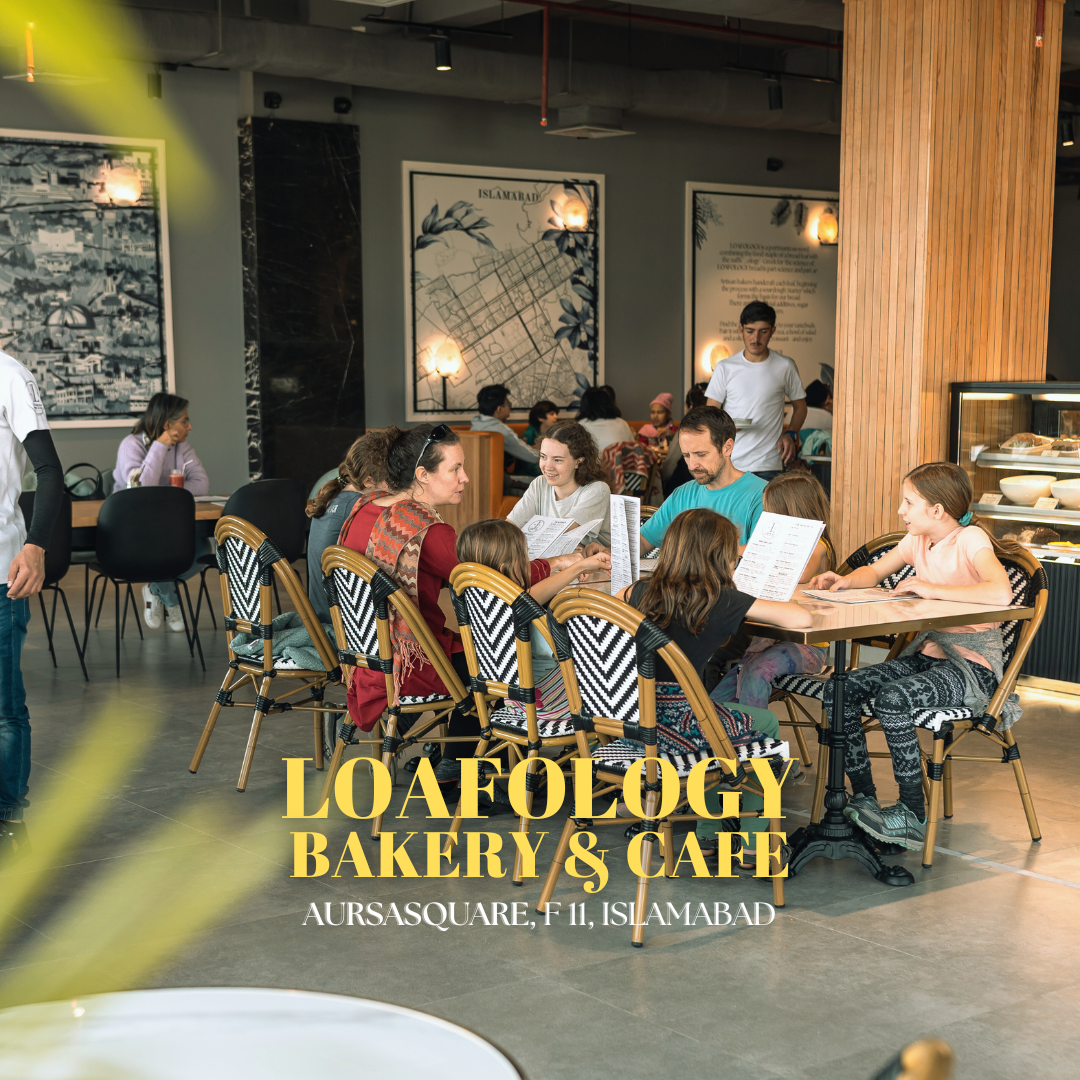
left=972, top=502, right=1080, bottom=525
left=975, top=451, right=1080, bottom=473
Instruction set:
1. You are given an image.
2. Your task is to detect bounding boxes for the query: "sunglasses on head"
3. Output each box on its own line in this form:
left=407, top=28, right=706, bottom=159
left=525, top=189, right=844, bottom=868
left=414, top=424, right=453, bottom=473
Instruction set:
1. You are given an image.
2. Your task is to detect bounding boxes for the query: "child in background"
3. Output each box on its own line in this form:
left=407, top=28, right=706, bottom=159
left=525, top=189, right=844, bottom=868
left=710, top=472, right=833, bottom=709
left=807, top=461, right=1019, bottom=850
left=524, top=400, right=559, bottom=447
left=638, top=392, right=677, bottom=452
left=455, top=520, right=611, bottom=721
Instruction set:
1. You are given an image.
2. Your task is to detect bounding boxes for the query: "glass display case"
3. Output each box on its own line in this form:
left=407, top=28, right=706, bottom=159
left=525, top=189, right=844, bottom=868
left=950, top=381, right=1080, bottom=684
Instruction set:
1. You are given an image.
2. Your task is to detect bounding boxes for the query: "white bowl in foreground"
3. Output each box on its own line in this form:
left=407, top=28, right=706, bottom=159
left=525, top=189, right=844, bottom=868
left=999, top=475, right=1057, bottom=506
left=1051, top=478, right=1080, bottom=509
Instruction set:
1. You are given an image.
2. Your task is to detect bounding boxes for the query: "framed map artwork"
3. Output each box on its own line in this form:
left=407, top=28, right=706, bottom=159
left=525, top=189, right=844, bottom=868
left=404, top=162, right=603, bottom=421
left=0, top=128, right=173, bottom=427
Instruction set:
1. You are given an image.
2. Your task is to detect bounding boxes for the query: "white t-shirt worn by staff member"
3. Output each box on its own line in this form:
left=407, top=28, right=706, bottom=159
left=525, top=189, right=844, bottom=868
left=705, top=349, right=805, bottom=473
left=0, top=350, right=50, bottom=583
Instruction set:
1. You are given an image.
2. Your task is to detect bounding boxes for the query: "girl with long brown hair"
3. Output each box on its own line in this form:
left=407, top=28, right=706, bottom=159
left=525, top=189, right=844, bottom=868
left=807, top=461, right=1018, bottom=851
left=711, top=472, right=835, bottom=709
left=507, top=420, right=613, bottom=546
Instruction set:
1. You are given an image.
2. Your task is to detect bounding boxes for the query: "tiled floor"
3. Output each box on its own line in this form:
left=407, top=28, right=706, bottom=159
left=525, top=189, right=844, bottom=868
left=3, top=572, right=1079, bottom=1079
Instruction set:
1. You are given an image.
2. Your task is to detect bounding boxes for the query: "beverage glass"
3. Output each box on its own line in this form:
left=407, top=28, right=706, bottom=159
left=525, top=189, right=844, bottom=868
left=169, top=470, right=185, bottom=488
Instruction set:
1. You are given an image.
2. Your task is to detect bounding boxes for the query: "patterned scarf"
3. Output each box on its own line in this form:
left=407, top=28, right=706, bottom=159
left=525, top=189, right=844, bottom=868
left=338, top=490, right=443, bottom=702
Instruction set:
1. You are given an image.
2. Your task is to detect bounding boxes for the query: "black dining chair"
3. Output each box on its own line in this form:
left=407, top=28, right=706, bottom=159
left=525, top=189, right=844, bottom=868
left=85, top=487, right=205, bottom=677
left=196, top=479, right=309, bottom=622
left=18, top=490, right=88, bottom=681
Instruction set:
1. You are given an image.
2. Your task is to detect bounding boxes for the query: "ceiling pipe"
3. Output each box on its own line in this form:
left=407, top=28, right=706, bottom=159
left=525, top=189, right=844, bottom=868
left=541, top=5, right=550, bottom=127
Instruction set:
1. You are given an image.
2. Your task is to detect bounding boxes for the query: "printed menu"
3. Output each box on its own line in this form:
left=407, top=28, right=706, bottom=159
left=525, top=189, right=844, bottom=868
left=732, top=512, right=825, bottom=601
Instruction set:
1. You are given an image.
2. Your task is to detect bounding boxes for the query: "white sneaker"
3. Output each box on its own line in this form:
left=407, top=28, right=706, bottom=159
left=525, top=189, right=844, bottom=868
left=165, top=604, right=186, bottom=633
left=142, top=585, right=163, bottom=629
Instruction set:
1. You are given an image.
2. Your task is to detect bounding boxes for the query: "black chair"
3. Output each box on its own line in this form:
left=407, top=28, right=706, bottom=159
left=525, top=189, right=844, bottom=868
left=196, top=479, right=309, bottom=625
left=18, top=491, right=88, bottom=681
left=85, top=487, right=205, bottom=677
left=68, top=463, right=113, bottom=624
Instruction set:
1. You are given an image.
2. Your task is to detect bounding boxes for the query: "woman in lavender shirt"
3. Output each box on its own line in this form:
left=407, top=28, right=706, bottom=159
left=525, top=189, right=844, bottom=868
left=114, top=393, right=210, bottom=631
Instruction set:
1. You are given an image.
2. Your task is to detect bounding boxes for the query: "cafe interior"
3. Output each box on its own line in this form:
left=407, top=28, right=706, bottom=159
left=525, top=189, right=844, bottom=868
left=3, top=2, right=1080, bottom=1079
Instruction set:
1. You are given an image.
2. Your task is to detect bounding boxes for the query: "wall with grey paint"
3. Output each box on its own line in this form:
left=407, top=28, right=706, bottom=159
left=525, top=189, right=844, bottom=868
left=1049, top=187, right=1080, bottom=382
left=0, top=66, right=841, bottom=489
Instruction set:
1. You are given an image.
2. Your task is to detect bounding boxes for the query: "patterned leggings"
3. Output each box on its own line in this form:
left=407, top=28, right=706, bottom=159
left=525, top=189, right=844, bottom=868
left=822, top=653, right=997, bottom=817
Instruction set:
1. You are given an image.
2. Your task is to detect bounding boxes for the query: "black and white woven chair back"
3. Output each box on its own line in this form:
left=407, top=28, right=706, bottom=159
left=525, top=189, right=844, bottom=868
left=999, top=560, right=1043, bottom=667
left=324, top=564, right=397, bottom=672
left=460, top=587, right=521, bottom=687
left=218, top=536, right=275, bottom=623
left=845, top=540, right=915, bottom=589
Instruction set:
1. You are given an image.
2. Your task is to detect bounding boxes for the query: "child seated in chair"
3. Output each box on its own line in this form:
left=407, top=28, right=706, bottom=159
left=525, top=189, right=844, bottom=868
left=455, top=519, right=611, bottom=723
left=806, top=462, right=1020, bottom=851
left=618, top=507, right=811, bottom=859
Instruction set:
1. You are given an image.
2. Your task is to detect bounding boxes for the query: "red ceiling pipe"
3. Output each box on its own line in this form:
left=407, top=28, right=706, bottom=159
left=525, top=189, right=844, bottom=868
left=527, top=2, right=842, bottom=52
left=541, top=4, right=550, bottom=126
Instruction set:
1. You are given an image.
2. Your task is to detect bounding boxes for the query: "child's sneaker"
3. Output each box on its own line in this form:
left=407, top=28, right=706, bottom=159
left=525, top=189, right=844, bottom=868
left=849, top=801, right=926, bottom=851
left=843, top=791, right=880, bottom=821
left=142, top=585, right=163, bottom=629
left=165, top=604, right=186, bottom=633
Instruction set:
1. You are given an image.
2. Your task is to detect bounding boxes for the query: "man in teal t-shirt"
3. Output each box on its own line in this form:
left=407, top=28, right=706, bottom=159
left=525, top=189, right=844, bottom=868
left=639, top=406, right=766, bottom=552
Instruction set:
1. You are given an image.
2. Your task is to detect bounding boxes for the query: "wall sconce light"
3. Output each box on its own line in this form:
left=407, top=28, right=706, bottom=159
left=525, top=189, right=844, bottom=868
left=103, top=166, right=142, bottom=206
left=434, top=339, right=462, bottom=409
left=707, top=342, right=730, bottom=373
left=817, top=208, right=839, bottom=245
left=562, top=197, right=588, bottom=230
left=147, top=69, right=162, bottom=99
left=264, top=91, right=282, bottom=109
left=334, top=96, right=352, bottom=114
left=433, top=33, right=452, bottom=71
left=1061, top=116, right=1075, bottom=148
left=767, top=80, right=783, bottom=111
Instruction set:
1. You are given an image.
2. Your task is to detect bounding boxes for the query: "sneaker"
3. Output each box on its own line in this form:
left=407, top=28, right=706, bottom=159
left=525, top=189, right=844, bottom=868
left=165, top=604, right=186, bottom=632
left=142, top=585, right=162, bottom=629
left=434, top=758, right=461, bottom=788
left=0, top=821, right=30, bottom=865
left=843, top=791, right=880, bottom=822
left=849, top=800, right=926, bottom=851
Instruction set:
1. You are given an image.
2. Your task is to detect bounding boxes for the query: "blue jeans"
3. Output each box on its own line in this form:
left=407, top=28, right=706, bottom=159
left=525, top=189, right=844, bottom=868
left=0, top=584, right=30, bottom=822
left=150, top=538, right=212, bottom=608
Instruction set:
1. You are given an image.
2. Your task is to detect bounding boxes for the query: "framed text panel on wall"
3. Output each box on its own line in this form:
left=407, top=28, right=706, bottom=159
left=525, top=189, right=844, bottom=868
left=0, top=128, right=173, bottom=428
left=403, top=162, right=604, bottom=421
left=686, top=182, right=838, bottom=395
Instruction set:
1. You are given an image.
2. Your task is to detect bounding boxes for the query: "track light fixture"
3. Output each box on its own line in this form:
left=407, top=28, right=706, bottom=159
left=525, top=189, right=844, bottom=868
left=767, top=81, right=783, bottom=111
left=433, top=33, right=451, bottom=72
left=1061, top=116, right=1075, bottom=148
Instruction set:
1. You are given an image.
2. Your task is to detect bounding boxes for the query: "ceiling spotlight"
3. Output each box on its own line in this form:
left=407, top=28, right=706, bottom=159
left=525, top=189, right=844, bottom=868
left=334, top=96, right=352, bottom=115
left=433, top=33, right=451, bottom=72
left=264, top=91, right=282, bottom=110
left=1061, top=116, right=1075, bottom=148
left=768, top=82, right=783, bottom=111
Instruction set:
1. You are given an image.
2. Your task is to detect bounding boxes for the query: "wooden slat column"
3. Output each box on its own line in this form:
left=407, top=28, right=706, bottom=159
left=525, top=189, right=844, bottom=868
left=833, top=0, right=1063, bottom=556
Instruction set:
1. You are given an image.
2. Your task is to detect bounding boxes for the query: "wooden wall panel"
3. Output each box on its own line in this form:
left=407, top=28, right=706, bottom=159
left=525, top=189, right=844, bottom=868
left=833, top=0, right=1062, bottom=557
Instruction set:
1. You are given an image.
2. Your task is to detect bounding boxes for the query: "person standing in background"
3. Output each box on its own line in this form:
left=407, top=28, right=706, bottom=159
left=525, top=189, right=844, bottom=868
left=705, top=301, right=807, bottom=481
left=114, top=393, right=210, bottom=633
left=0, top=349, right=62, bottom=861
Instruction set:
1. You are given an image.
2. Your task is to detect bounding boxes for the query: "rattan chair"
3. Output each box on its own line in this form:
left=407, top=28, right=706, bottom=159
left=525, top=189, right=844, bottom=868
left=317, top=544, right=480, bottom=838
left=769, top=531, right=914, bottom=819
left=188, top=516, right=344, bottom=791
left=538, top=588, right=790, bottom=947
left=899, top=549, right=1047, bottom=867
left=445, top=563, right=581, bottom=882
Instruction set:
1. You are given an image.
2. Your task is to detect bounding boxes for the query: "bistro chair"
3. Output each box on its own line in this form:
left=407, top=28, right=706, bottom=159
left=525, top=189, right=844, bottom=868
left=318, top=545, right=480, bottom=838
left=894, top=548, right=1047, bottom=867
left=85, top=487, right=204, bottom=678
left=18, top=491, right=87, bottom=681
left=538, top=588, right=790, bottom=947
left=769, top=531, right=913, bottom=817
left=189, top=516, right=343, bottom=791
left=639, top=505, right=659, bottom=524
left=600, top=440, right=660, bottom=498
left=445, top=563, right=581, bottom=883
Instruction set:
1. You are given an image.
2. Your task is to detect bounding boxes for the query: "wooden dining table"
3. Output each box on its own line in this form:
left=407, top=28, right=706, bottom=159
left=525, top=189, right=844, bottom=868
left=745, top=589, right=1034, bottom=887
left=71, top=498, right=229, bottom=529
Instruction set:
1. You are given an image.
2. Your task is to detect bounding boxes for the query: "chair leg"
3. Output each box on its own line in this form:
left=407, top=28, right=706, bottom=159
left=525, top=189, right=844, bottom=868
left=445, top=726, right=496, bottom=855
left=194, top=568, right=218, bottom=631
left=95, top=573, right=109, bottom=627
left=237, top=675, right=273, bottom=791
left=810, top=723, right=829, bottom=824
left=536, top=815, right=577, bottom=915
left=1002, top=728, right=1041, bottom=842
left=319, top=729, right=354, bottom=807
left=313, top=715, right=324, bottom=771
left=942, top=732, right=955, bottom=819
left=57, top=587, right=89, bottom=681
left=922, top=734, right=947, bottom=868
left=39, top=591, right=57, bottom=667
left=190, top=667, right=239, bottom=773
left=782, top=697, right=813, bottom=769
left=114, top=579, right=121, bottom=678
left=178, top=581, right=205, bottom=671
left=770, top=818, right=786, bottom=908
left=631, top=790, right=660, bottom=947
left=82, top=574, right=103, bottom=655
left=511, top=748, right=538, bottom=886
left=661, top=820, right=676, bottom=878
left=372, top=712, right=404, bottom=840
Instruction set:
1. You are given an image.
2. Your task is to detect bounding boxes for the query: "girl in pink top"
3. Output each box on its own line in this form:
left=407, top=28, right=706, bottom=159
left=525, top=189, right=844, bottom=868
left=806, top=462, right=1019, bottom=850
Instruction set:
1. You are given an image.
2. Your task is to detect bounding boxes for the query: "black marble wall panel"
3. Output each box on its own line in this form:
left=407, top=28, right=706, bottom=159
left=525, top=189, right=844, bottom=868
left=239, top=117, right=364, bottom=488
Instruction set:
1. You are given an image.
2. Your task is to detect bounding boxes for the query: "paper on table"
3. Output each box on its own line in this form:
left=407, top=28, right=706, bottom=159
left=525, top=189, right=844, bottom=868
left=608, top=495, right=641, bottom=594
left=801, top=587, right=909, bottom=605
left=541, top=518, right=604, bottom=558
left=194, top=495, right=231, bottom=503
left=521, top=516, right=575, bottom=559
left=733, top=511, right=825, bottom=601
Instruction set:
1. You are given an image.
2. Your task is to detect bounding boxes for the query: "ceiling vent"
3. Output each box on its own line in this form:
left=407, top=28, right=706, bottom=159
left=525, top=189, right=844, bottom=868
left=546, top=105, right=634, bottom=139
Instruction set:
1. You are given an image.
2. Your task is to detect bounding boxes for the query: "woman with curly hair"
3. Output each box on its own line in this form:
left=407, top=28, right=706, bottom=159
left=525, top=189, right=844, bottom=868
left=507, top=419, right=612, bottom=546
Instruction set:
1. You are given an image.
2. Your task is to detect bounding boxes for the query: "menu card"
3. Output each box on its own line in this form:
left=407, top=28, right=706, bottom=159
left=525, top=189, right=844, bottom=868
left=801, top=587, right=908, bottom=605
left=608, top=495, right=641, bottom=593
left=733, top=512, right=825, bottom=602
left=520, top=516, right=605, bottom=559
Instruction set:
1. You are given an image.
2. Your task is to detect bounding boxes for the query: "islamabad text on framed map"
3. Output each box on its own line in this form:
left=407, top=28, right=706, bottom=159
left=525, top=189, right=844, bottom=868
left=0, top=128, right=173, bottom=427
left=686, top=182, right=838, bottom=394
left=404, top=162, right=603, bottom=421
